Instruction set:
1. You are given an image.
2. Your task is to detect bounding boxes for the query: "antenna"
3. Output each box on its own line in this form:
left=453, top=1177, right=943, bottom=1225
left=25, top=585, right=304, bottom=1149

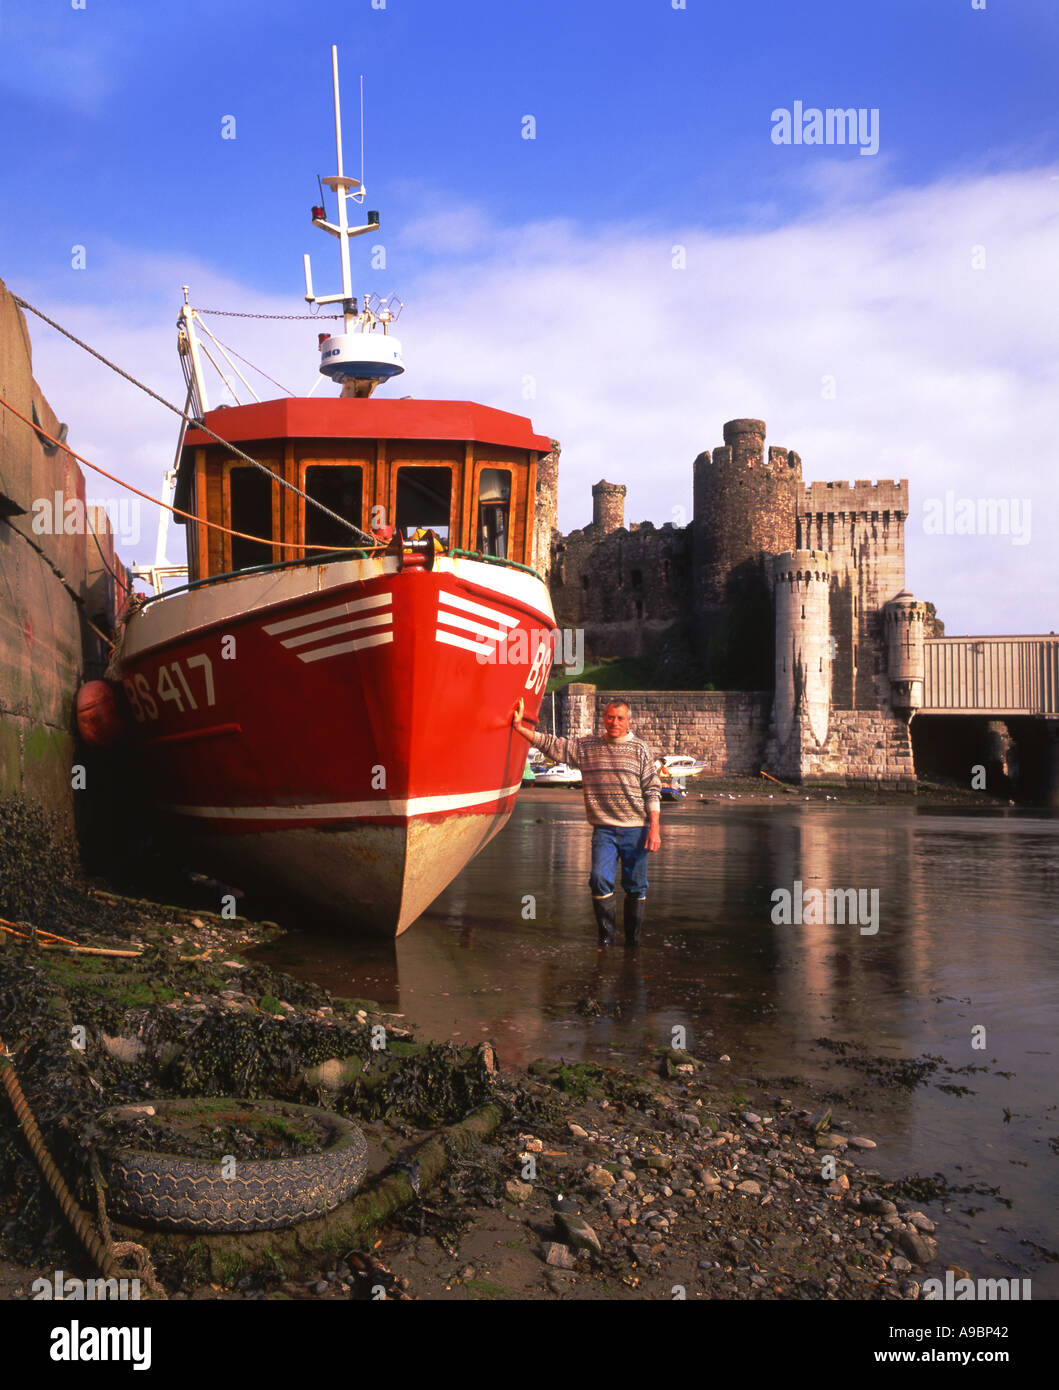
left=358, top=75, right=366, bottom=204
left=301, top=46, right=404, bottom=396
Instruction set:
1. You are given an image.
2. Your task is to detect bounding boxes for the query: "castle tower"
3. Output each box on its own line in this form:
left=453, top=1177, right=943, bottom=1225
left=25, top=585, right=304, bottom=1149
left=592, top=479, right=626, bottom=535
left=692, top=420, right=802, bottom=606
left=798, top=479, right=908, bottom=710
left=771, top=550, right=832, bottom=760
left=690, top=418, right=802, bottom=687
left=884, top=590, right=925, bottom=710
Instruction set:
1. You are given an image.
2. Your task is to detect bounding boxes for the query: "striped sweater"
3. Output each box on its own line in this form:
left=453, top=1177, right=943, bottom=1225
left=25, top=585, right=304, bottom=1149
left=531, top=731, right=661, bottom=827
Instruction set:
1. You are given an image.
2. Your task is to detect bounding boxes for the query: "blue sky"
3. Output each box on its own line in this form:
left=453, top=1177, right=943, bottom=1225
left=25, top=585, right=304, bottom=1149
left=2, top=0, right=1058, bottom=632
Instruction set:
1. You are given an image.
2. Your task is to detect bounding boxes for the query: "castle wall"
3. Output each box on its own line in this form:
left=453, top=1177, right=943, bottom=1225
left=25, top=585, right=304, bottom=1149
left=531, top=440, right=559, bottom=584
left=555, top=685, right=771, bottom=775
left=550, top=522, right=690, bottom=658
left=798, top=709, right=916, bottom=788
left=798, top=480, right=907, bottom=710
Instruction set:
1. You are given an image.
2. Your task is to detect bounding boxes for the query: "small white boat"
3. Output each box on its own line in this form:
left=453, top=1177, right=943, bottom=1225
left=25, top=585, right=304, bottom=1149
left=659, top=754, right=709, bottom=778
left=532, top=762, right=583, bottom=787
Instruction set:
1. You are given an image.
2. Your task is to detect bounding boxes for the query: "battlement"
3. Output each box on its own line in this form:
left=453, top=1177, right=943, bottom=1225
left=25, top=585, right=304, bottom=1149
left=772, top=549, right=832, bottom=584
left=801, top=479, right=908, bottom=514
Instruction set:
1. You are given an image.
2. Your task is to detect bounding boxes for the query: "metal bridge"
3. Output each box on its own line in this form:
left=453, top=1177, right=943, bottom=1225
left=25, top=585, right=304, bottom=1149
left=922, top=636, right=1059, bottom=716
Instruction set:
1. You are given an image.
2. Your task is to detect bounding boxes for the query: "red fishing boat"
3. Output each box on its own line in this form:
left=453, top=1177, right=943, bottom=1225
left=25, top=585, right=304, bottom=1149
left=111, top=49, right=555, bottom=934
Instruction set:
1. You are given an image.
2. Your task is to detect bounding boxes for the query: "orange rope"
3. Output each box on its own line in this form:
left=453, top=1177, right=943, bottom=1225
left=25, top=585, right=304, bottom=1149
left=0, top=393, right=380, bottom=555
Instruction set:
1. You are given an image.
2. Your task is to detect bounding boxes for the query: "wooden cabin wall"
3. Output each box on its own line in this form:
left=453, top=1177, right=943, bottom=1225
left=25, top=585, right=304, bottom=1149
left=194, top=437, right=543, bottom=578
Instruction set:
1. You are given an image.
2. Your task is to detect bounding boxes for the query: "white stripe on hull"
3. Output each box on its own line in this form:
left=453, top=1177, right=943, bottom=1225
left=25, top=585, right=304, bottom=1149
left=164, top=782, right=523, bottom=821
left=297, top=630, right=394, bottom=661
left=435, top=629, right=492, bottom=655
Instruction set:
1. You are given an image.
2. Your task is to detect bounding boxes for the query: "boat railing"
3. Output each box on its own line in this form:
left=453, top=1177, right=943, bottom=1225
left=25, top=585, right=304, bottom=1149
left=135, top=539, right=545, bottom=607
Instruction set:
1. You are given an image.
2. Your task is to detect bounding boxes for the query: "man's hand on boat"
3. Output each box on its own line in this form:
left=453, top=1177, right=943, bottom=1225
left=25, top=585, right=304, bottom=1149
left=512, top=698, right=533, bottom=741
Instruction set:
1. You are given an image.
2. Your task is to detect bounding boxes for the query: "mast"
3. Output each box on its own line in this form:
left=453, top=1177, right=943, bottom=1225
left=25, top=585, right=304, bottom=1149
left=303, top=46, right=405, bottom=397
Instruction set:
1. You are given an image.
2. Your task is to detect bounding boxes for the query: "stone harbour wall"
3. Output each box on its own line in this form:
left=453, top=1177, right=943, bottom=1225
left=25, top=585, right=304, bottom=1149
left=774, top=708, right=916, bottom=788
left=557, top=685, right=771, bottom=774
left=0, top=277, right=127, bottom=820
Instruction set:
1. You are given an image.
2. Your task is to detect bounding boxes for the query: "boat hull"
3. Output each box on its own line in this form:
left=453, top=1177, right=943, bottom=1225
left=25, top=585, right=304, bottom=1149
left=113, top=553, right=554, bottom=934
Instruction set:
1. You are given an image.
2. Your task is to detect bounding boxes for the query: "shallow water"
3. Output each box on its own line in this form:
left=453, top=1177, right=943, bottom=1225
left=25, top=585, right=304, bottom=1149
left=251, top=789, right=1059, bottom=1295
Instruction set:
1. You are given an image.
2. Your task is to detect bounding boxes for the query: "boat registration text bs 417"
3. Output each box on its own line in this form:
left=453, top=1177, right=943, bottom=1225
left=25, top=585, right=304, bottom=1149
left=123, top=654, right=216, bottom=722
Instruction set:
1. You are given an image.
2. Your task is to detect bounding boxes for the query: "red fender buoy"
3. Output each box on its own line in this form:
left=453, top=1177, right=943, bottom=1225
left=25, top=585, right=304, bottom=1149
left=75, top=680, right=125, bottom=747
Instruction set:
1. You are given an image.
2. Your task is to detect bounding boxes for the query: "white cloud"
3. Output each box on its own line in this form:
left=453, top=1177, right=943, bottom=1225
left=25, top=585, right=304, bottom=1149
left=16, top=165, right=1059, bottom=633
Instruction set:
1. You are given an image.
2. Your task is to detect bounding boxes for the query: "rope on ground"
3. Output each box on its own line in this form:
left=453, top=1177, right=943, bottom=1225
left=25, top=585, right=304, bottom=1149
left=9, top=293, right=376, bottom=545
left=90, top=1150, right=166, bottom=1300
left=0, top=1031, right=125, bottom=1283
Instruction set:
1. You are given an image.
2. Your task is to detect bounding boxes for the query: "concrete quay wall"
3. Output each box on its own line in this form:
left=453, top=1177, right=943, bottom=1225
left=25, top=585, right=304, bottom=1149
left=0, top=278, right=127, bottom=821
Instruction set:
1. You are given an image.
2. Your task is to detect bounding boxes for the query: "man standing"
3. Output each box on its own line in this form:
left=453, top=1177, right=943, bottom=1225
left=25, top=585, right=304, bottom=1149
left=513, top=698, right=661, bottom=946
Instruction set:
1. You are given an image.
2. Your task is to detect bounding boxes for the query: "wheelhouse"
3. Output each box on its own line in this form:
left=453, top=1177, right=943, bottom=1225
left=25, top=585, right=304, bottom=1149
left=173, top=397, right=553, bottom=583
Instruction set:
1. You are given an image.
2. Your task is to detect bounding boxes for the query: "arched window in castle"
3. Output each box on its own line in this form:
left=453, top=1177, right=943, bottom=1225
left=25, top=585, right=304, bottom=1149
left=634, top=599, right=643, bottom=620
left=663, top=559, right=670, bottom=584
left=582, top=574, right=590, bottom=590
left=631, top=568, right=642, bottom=590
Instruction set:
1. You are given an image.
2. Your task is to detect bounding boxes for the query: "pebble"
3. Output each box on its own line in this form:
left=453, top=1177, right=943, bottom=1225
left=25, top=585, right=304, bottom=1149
left=848, top=1136, right=877, bottom=1150
left=896, top=1230, right=938, bottom=1266
left=568, top=1123, right=589, bottom=1139
left=555, top=1213, right=602, bottom=1255
left=544, top=1243, right=577, bottom=1269
left=586, top=1166, right=616, bottom=1191
left=736, top=1180, right=763, bottom=1195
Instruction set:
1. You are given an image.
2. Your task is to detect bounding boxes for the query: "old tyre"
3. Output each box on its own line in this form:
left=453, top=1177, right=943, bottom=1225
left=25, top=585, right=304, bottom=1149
left=98, top=1099, right=368, bottom=1233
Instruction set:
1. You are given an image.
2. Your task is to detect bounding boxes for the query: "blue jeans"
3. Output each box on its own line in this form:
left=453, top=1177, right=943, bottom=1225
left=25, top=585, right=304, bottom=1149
left=590, top=825, right=648, bottom=900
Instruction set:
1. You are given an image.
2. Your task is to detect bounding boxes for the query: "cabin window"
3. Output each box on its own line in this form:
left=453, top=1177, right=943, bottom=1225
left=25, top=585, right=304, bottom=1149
left=476, top=468, right=511, bottom=559
left=304, top=465, right=364, bottom=551
left=396, top=465, right=452, bottom=541
left=229, top=466, right=275, bottom=571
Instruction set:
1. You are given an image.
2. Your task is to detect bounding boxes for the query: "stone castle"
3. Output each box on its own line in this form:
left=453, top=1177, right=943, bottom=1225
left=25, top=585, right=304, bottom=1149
left=535, top=418, right=940, bottom=786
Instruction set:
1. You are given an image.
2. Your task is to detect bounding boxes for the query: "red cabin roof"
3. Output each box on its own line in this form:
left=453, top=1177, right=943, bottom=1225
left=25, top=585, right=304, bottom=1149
left=182, top=398, right=554, bottom=453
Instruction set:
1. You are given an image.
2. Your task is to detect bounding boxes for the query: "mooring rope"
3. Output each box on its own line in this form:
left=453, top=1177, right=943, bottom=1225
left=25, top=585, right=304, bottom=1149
left=10, top=293, right=376, bottom=545
left=0, top=1030, right=124, bottom=1281
left=0, top=394, right=378, bottom=555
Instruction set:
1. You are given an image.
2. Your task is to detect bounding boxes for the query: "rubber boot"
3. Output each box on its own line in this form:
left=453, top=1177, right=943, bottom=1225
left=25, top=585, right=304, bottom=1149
left=592, top=894, right=617, bottom=946
left=624, top=894, right=646, bottom=948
